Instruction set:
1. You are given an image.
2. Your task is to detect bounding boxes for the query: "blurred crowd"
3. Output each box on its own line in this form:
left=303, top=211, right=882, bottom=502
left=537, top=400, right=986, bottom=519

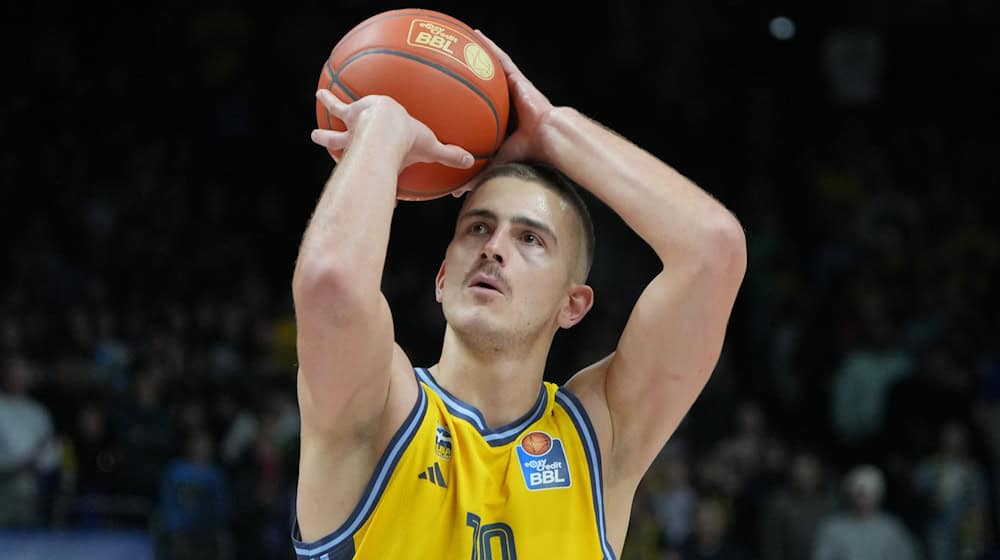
left=2, top=1, right=999, bottom=560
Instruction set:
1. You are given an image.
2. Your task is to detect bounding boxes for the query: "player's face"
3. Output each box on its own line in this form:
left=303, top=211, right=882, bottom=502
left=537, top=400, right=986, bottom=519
left=436, top=177, right=591, bottom=345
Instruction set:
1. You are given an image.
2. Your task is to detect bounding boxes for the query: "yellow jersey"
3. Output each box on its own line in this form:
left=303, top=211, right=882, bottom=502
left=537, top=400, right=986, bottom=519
left=293, top=367, right=616, bottom=559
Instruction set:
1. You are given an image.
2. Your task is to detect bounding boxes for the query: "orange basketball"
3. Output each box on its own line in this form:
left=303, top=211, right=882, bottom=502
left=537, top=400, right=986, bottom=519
left=521, top=432, right=552, bottom=455
left=316, top=9, right=510, bottom=201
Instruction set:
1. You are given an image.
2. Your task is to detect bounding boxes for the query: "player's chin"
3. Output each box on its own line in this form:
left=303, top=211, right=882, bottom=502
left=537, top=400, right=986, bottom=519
left=451, top=309, right=505, bottom=334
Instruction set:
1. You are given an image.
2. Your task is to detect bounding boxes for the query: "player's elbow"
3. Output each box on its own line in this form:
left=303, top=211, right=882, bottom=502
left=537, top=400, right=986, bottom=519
left=702, top=213, right=747, bottom=280
left=292, top=260, right=369, bottom=321
left=294, top=259, right=345, bottom=298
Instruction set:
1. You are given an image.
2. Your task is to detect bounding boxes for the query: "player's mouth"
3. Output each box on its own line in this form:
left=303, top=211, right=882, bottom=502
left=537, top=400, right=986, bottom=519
left=467, top=273, right=507, bottom=296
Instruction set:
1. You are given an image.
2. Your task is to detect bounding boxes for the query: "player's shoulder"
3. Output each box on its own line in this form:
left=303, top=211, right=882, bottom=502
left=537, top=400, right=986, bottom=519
left=560, top=355, right=638, bottom=484
left=381, top=342, right=422, bottom=431
left=561, top=354, right=614, bottom=422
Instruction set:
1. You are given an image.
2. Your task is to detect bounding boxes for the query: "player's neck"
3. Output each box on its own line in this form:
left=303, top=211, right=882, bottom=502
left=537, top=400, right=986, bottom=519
left=431, top=328, right=550, bottom=429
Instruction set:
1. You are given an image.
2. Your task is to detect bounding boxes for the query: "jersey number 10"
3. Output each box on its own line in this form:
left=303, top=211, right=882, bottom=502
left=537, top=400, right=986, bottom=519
left=466, top=512, right=517, bottom=560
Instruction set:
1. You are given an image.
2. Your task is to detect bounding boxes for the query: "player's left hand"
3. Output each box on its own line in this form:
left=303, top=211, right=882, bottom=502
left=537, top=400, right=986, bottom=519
left=450, top=30, right=556, bottom=197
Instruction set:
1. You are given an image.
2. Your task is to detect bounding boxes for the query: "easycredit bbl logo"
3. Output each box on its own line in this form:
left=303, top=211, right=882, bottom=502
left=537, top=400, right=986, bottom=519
left=515, top=431, right=571, bottom=490
left=405, top=19, right=495, bottom=80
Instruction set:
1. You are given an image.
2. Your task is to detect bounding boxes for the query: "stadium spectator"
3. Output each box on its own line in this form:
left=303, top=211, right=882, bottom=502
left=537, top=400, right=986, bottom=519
left=813, top=465, right=919, bottom=560
left=0, top=355, right=60, bottom=527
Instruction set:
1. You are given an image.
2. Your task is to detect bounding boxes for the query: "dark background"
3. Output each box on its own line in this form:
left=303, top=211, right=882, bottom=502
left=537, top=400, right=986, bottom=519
left=2, top=1, right=999, bottom=559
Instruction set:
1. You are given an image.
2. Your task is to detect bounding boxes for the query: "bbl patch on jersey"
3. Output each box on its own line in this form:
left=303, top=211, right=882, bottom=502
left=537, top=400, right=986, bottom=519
left=435, top=425, right=452, bottom=460
left=516, top=431, right=571, bottom=490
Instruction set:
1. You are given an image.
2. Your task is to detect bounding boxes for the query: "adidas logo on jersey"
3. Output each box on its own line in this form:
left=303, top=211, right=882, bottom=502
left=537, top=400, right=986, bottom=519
left=417, top=462, right=447, bottom=488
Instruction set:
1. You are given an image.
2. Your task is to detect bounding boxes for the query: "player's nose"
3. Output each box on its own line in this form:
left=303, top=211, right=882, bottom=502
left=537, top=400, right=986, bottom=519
left=481, top=230, right=507, bottom=265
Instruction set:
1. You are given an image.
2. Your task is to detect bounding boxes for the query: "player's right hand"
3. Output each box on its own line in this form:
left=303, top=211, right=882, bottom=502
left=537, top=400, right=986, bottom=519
left=311, top=91, right=474, bottom=171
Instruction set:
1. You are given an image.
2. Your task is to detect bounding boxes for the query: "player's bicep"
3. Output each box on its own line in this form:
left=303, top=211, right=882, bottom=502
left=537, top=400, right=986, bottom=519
left=604, top=253, right=744, bottom=479
left=295, top=287, right=397, bottom=435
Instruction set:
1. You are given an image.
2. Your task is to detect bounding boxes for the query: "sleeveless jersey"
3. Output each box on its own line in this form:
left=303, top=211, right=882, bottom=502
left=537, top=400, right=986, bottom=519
left=293, top=367, right=616, bottom=559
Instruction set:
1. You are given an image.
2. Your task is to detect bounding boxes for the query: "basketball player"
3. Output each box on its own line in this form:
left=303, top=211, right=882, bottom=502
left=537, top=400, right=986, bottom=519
left=293, top=31, right=746, bottom=559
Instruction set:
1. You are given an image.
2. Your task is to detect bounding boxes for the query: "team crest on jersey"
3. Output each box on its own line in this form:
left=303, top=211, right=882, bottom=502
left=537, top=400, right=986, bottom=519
left=516, top=431, right=571, bottom=490
left=435, top=426, right=452, bottom=460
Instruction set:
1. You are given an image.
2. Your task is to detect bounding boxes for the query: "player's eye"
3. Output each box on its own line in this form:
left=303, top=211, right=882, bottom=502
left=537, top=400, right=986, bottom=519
left=522, top=232, right=541, bottom=245
left=470, top=222, right=489, bottom=235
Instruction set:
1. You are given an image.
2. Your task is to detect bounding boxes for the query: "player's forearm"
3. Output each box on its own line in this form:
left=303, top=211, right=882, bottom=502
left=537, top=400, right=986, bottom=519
left=541, top=107, right=744, bottom=264
left=293, top=113, right=407, bottom=300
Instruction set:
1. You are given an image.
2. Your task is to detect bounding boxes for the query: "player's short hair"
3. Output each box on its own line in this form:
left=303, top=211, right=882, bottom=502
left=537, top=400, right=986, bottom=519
left=471, top=161, right=595, bottom=282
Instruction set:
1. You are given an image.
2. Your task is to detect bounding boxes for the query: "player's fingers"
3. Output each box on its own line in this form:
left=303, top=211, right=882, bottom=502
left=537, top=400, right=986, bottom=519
left=474, top=30, right=521, bottom=78
left=427, top=144, right=474, bottom=169
left=475, top=31, right=546, bottom=108
left=310, top=129, right=349, bottom=149
left=510, top=73, right=544, bottom=105
left=316, top=90, right=350, bottom=119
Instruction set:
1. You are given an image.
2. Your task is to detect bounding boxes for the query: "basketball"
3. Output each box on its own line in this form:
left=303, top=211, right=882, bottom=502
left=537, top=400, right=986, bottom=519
left=521, top=432, right=552, bottom=455
left=316, top=9, right=510, bottom=201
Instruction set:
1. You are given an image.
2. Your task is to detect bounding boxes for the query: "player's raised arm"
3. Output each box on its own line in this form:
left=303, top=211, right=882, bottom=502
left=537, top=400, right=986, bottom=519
left=293, top=91, right=472, bottom=435
left=477, top=31, right=747, bottom=485
left=560, top=110, right=746, bottom=480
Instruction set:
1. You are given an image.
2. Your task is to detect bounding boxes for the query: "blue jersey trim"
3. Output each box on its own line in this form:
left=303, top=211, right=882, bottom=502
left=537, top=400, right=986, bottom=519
left=415, top=367, right=547, bottom=446
left=555, top=388, right=617, bottom=560
left=292, top=384, right=428, bottom=559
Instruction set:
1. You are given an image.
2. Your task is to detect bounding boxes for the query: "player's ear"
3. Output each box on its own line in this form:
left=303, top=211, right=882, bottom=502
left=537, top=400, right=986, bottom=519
left=435, top=261, right=447, bottom=303
left=559, top=283, right=593, bottom=329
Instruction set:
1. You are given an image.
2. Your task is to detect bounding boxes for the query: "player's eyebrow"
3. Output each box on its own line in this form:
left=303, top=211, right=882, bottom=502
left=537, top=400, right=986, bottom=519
left=460, top=208, right=559, bottom=246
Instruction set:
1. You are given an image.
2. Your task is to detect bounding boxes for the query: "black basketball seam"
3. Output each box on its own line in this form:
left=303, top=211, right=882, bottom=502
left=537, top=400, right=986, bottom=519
left=332, top=11, right=479, bottom=54
left=336, top=48, right=503, bottom=156
left=325, top=60, right=359, bottom=101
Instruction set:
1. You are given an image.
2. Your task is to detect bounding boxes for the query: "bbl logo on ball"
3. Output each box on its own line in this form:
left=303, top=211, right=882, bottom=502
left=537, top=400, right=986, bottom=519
left=406, top=19, right=495, bottom=81
left=516, top=431, right=571, bottom=490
